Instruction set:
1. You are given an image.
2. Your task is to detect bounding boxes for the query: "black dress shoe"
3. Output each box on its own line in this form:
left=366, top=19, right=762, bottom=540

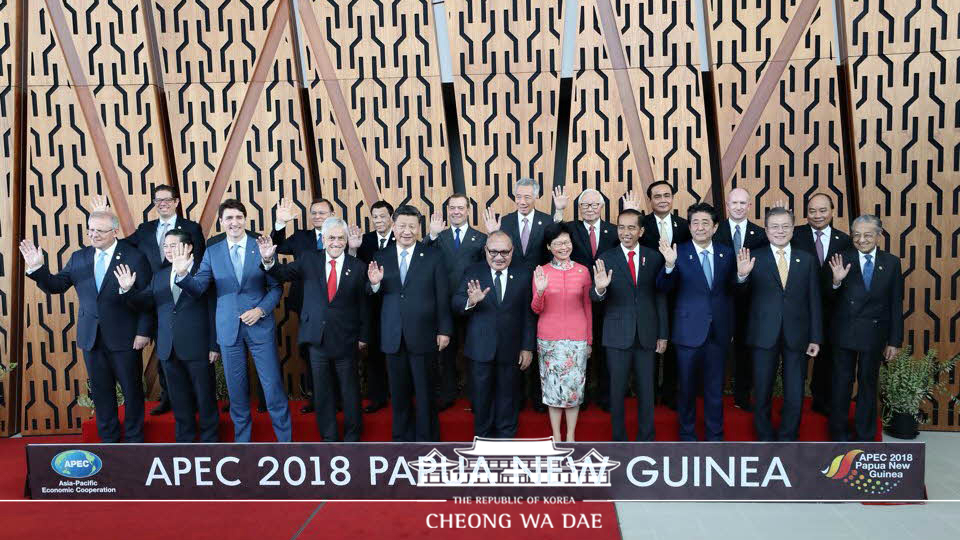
left=363, top=401, right=386, bottom=414
left=532, top=403, right=547, bottom=413
left=734, top=399, right=754, bottom=412
left=150, top=402, right=171, bottom=416
left=257, top=402, right=267, bottom=413
left=300, top=403, right=315, bottom=414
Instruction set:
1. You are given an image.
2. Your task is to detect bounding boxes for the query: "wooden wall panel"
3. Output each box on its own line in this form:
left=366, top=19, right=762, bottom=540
left=845, top=0, right=960, bottom=430
left=0, top=0, right=15, bottom=436
left=710, top=0, right=848, bottom=220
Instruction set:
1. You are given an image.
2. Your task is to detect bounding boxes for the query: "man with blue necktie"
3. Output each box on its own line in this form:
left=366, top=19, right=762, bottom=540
left=656, top=203, right=739, bottom=441
left=21, top=210, right=153, bottom=442
left=173, top=199, right=292, bottom=442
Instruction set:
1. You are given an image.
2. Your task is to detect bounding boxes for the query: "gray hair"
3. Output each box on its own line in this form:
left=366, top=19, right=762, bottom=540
left=764, top=206, right=794, bottom=225
left=321, top=217, right=348, bottom=238
left=577, top=188, right=603, bottom=204
left=88, top=210, right=120, bottom=230
left=852, top=214, right=883, bottom=232
left=514, top=177, right=540, bottom=198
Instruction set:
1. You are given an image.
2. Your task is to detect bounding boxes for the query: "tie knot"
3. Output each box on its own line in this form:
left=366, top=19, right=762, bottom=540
left=865, top=254, right=872, bottom=261
left=330, top=260, right=336, bottom=268
left=401, top=249, right=408, bottom=258
left=703, top=250, right=710, bottom=257
left=735, top=224, right=740, bottom=232
left=777, top=249, right=785, bottom=256
left=590, top=225, right=595, bottom=232
left=816, top=230, right=823, bottom=238
left=495, top=270, right=502, bottom=277
left=628, top=251, right=635, bottom=260
left=522, top=218, right=528, bottom=225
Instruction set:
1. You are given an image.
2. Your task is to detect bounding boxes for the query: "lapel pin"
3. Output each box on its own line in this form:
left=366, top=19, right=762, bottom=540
left=878, top=266, right=883, bottom=271
left=471, top=236, right=476, bottom=242
left=835, top=235, right=840, bottom=240
left=642, top=256, right=646, bottom=266
left=718, top=253, right=724, bottom=258
left=419, top=253, right=424, bottom=257
left=115, top=255, right=120, bottom=260
left=689, top=254, right=693, bottom=260
left=537, top=221, right=542, bottom=226
left=795, top=258, right=800, bottom=263
left=749, top=230, right=754, bottom=235
left=509, top=274, right=514, bottom=279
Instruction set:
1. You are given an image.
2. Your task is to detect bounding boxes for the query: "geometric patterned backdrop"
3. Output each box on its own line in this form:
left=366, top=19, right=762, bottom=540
left=2, top=0, right=958, bottom=434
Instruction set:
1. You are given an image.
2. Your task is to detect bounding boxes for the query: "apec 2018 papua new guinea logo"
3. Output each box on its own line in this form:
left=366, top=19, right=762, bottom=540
left=822, top=449, right=915, bottom=495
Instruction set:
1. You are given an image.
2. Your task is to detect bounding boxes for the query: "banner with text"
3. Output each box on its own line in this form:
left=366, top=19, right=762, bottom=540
left=27, top=438, right=925, bottom=500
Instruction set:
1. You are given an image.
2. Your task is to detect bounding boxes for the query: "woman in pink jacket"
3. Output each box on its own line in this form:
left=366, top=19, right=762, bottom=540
left=532, top=223, right=593, bottom=442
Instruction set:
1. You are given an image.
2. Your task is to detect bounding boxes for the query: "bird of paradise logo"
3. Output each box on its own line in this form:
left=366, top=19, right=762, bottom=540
left=822, top=449, right=899, bottom=494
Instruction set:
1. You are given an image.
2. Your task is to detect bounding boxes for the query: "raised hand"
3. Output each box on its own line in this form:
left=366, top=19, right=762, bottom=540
left=736, top=248, right=755, bottom=277
left=828, top=253, right=851, bottom=285
left=368, top=261, right=384, bottom=285
left=90, top=195, right=110, bottom=213
left=482, top=208, right=501, bottom=233
left=114, top=264, right=137, bottom=291
left=171, top=243, right=194, bottom=277
left=534, top=266, right=549, bottom=294
left=658, top=239, right=678, bottom=268
left=593, top=260, right=613, bottom=290
left=429, top=213, right=445, bottom=237
left=347, top=225, right=363, bottom=249
left=257, top=235, right=277, bottom=262
left=19, top=239, right=44, bottom=270
left=621, top=190, right=640, bottom=211
left=771, top=199, right=787, bottom=210
left=466, top=279, right=491, bottom=306
left=275, top=199, right=297, bottom=224
left=553, top=186, right=569, bottom=212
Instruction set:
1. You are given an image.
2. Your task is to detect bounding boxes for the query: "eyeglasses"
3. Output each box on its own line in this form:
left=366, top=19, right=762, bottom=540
left=550, top=240, right=572, bottom=248
left=766, top=224, right=794, bottom=232
left=153, top=197, right=177, bottom=204
left=579, top=202, right=602, bottom=209
left=88, top=227, right=116, bottom=235
left=486, top=248, right=513, bottom=258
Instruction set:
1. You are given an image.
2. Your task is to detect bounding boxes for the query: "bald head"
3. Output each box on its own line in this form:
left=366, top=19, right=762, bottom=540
left=726, top=188, right=751, bottom=221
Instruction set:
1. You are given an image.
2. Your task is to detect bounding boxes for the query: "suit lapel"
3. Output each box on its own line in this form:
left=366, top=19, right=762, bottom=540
left=785, top=250, right=801, bottom=293
left=239, top=235, right=258, bottom=288
left=612, top=248, right=635, bottom=289
left=97, top=244, right=123, bottom=297
left=401, top=243, right=420, bottom=290
left=687, top=244, right=711, bottom=292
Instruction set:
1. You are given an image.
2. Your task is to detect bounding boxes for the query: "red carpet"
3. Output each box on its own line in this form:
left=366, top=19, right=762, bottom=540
left=81, top=395, right=880, bottom=442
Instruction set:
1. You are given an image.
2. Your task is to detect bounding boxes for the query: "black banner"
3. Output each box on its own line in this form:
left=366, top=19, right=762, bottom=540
left=27, top=438, right=925, bottom=501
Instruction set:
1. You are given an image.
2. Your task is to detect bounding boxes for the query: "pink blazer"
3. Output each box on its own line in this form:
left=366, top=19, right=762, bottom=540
left=531, top=262, right=593, bottom=345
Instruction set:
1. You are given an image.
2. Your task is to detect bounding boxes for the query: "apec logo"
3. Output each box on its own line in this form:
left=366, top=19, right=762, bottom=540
left=51, top=450, right=103, bottom=478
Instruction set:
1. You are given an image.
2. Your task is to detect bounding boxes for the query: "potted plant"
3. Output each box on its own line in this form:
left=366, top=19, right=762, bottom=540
left=879, top=347, right=959, bottom=439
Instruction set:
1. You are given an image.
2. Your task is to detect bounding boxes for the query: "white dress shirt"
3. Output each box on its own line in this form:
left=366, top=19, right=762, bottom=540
left=812, top=225, right=832, bottom=256
left=728, top=218, right=748, bottom=248
left=770, top=243, right=792, bottom=263
left=595, top=244, right=639, bottom=296
left=370, top=243, right=417, bottom=293
left=324, top=252, right=345, bottom=286
left=663, top=242, right=714, bottom=275
left=859, top=248, right=878, bottom=273
left=439, top=224, right=468, bottom=242
left=376, top=232, right=392, bottom=249
left=227, top=237, right=247, bottom=271
left=656, top=214, right=673, bottom=245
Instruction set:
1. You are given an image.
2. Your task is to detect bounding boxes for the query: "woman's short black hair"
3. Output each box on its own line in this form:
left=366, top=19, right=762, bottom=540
left=543, top=221, right=571, bottom=247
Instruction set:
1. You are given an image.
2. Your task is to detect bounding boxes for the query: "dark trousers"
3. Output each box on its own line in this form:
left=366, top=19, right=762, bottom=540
left=386, top=344, right=438, bottom=442
left=676, top=328, right=726, bottom=441
left=732, top=299, right=753, bottom=403
left=607, top=345, right=656, bottom=441
left=752, top=337, right=807, bottom=442
left=363, top=305, right=390, bottom=405
left=830, top=346, right=882, bottom=441
left=585, top=307, right=609, bottom=407
left=520, top=355, right=544, bottom=408
left=299, top=343, right=314, bottom=396
left=156, top=362, right=171, bottom=406
left=161, top=351, right=219, bottom=442
left=655, top=345, right=677, bottom=402
left=83, top=337, right=145, bottom=443
left=435, top=316, right=465, bottom=406
left=310, top=345, right=362, bottom=442
left=810, top=338, right=834, bottom=408
left=471, top=354, right=519, bottom=438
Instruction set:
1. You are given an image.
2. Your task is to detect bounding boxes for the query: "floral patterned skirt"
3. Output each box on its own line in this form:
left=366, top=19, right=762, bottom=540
left=537, top=339, right=588, bottom=408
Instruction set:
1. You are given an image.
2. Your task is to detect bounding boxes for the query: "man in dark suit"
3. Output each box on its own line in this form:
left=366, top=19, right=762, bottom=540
left=713, top=187, right=767, bottom=411
left=737, top=207, right=823, bottom=442
left=104, top=186, right=205, bottom=417
left=791, top=193, right=854, bottom=416
left=21, top=210, right=153, bottom=443
left=271, top=197, right=336, bottom=414
left=355, top=200, right=395, bottom=413
left=116, top=229, right=219, bottom=442
left=827, top=215, right=904, bottom=441
left=656, top=203, right=738, bottom=441
left=174, top=199, right=292, bottom=442
left=367, top=205, right=453, bottom=441
left=639, top=181, right=691, bottom=410
left=552, top=187, right=618, bottom=412
left=261, top=217, right=369, bottom=441
left=426, top=193, right=487, bottom=410
left=483, top=177, right=554, bottom=413
left=591, top=209, right=668, bottom=441
left=453, top=232, right=536, bottom=438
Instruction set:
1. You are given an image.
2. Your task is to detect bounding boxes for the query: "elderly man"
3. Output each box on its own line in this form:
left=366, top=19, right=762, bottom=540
left=453, top=232, right=536, bottom=438
left=259, top=217, right=369, bottom=442
left=827, top=215, right=903, bottom=441
left=20, top=210, right=153, bottom=442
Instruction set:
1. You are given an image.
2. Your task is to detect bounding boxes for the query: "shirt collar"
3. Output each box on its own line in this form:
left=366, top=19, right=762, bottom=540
left=97, top=240, right=119, bottom=258
left=158, top=215, right=177, bottom=227
left=729, top=218, right=747, bottom=231
left=771, top=243, right=791, bottom=257
left=583, top=219, right=600, bottom=231
left=517, top=210, right=534, bottom=222
left=694, top=242, right=714, bottom=256
left=325, top=251, right=344, bottom=265
left=451, top=224, right=467, bottom=237
left=860, top=248, right=878, bottom=261
left=396, top=243, right=416, bottom=257
left=656, top=214, right=672, bottom=226
left=227, top=236, right=247, bottom=251
left=621, top=243, right=638, bottom=258
left=377, top=231, right=391, bottom=242
left=813, top=225, right=832, bottom=238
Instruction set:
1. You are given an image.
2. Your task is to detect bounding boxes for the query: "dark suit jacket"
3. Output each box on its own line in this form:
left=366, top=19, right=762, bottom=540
left=792, top=224, right=854, bottom=301
left=206, top=229, right=259, bottom=247
left=453, top=263, right=536, bottom=363
left=27, top=240, right=153, bottom=351
left=266, top=251, right=370, bottom=358
left=742, top=246, right=824, bottom=350
left=425, top=226, right=487, bottom=296
left=499, top=210, right=553, bottom=271
left=590, top=245, right=668, bottom=350
left=639, top=212, right=692, bottom=249
left=568, top=219, right=618, bottom=269
left=368, top=242, right=453, bottom=355
left=178, top=234, right=282, bottom=347
left=656, top=242, right=738, bottom=348
left=828, top=249, right=904, bottom=352
left=269, top=227, right=321, bottom=313
left=124, top=265, right=218, bottom=362
left=126, top=217, right=205, bottom=272
left=357, top=231, right=395, bottom=264
left=713, top=219, right=767, bottom=251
